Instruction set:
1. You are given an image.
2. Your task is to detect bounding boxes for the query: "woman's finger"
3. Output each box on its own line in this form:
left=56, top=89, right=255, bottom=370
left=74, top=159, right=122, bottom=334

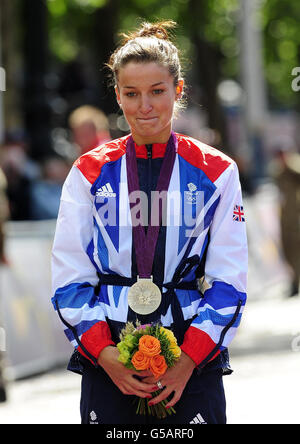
left=139, top=376, right=157, bottom=384
left=129, top=377, right=158, bottom=394
left=164, top=389, right=183, bottom=408
left=134, top=369, right=153, bottom=378
left=148, top=387, right=174, bottom=406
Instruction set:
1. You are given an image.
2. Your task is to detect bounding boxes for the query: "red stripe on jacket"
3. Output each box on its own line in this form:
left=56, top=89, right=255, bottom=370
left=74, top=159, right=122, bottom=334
left=176, top=134, right=232, bottom=183
left=77, top=321, right=115, bottom=364
left=180, top=326, right=220, bottom=367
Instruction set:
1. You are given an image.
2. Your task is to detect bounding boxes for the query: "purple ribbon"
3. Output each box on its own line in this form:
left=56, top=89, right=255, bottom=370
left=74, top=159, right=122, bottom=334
left=126, top=132, right=177, bottom=278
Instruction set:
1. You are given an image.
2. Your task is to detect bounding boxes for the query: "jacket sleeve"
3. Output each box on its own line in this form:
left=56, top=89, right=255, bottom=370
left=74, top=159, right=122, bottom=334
left=180, top=161, right=248, bottom=367
left=51, top=165, right=114, bottom=365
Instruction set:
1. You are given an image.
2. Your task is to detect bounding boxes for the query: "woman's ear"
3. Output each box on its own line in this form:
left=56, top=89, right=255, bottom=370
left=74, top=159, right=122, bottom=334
left=115, top=85, right=122, bottom=107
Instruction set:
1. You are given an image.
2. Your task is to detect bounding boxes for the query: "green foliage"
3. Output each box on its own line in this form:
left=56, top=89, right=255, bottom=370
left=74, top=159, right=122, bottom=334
left=262, top=0, right=300, bottom=107
left=47, top=0, right=108, bottom=62
left=46, top=0, right=300, bottom=108
left=154, top=329, right=176, bottom=368
left=47, top=0, right=107, bottom=15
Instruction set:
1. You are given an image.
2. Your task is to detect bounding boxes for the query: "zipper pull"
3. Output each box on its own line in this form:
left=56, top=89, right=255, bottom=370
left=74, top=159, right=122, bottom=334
left=146, top=144, right=153, bottom=159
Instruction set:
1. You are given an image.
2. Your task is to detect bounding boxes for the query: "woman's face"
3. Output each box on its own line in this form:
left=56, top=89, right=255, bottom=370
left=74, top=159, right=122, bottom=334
left=115, top=62, right=183, bottom=145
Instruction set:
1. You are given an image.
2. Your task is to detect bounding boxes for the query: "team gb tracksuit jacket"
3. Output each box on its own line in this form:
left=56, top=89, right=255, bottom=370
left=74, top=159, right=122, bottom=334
left=51, top=133, right=248, bottom=370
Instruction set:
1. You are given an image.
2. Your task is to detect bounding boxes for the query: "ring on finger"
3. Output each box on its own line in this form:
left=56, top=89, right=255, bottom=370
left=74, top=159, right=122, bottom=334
left=156, top=380, right=163, bottom=390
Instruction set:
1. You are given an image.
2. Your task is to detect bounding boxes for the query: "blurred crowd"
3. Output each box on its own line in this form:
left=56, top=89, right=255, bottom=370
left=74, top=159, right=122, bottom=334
left=0, top=105, right=112, bottom=222
left=271, top=147, right=300, bottom=297
left=0, top=104, right=113, bottom=403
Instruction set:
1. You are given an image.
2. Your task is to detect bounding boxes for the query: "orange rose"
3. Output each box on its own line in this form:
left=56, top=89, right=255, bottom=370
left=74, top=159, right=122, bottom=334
left=131, top=350, right=150, bottom=370
left=139, top=335, right=161, bottom=357
left=149, top=354, right=168, bottom=379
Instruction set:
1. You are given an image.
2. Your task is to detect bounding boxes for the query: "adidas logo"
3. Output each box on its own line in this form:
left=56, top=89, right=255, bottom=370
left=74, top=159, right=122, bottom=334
left=189, top=412, right=207, bottom=424
left=96, top=183, right=116, bottom=198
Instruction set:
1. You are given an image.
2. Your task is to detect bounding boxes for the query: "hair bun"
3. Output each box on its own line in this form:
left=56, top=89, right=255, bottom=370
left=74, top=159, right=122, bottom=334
left=121, top=20, right=177, bottom=45
left=138, top=21, right=174, bottom=40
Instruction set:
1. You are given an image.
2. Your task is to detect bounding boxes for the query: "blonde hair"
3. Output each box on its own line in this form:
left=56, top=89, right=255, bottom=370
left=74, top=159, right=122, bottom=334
left=68, top=105, right=109, bottom=132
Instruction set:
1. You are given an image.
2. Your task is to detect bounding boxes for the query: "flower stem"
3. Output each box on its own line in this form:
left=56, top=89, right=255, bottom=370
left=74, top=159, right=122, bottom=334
left=136, top=391, right=176, bottom=419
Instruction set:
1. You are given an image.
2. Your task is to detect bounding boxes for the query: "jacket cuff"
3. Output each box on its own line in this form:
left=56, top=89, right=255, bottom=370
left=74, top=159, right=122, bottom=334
left=180, top=326, right=219, bottom=367
left=78, top=321, right=115, bottom=365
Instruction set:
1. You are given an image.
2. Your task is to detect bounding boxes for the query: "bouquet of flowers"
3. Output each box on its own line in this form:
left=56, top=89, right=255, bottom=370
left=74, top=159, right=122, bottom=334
left=117, top=321, right=181, bottom=419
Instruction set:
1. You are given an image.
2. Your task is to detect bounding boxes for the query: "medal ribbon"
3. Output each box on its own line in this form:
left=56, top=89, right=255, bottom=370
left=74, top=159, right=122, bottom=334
left=126, top=132, right=177, bottom=279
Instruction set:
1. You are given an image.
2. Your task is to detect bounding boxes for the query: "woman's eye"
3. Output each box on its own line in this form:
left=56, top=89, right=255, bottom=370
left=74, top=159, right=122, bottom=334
left=126, top=92, right=136, bottom=97
left=153, top=89, right=164, bottom=95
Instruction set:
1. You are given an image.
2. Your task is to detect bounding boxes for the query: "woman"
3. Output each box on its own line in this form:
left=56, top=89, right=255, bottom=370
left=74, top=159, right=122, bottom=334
left=51, top=20, right=248, bottom=425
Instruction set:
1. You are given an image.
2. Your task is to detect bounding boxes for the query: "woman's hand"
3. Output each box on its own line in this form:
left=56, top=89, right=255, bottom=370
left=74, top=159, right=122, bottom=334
left=98, top=346, right=157, bottom=398
left=142, top=351, right=196, bottom=409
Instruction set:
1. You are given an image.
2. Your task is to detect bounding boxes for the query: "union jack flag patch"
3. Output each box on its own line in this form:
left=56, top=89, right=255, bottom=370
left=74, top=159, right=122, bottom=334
left=233, top=205, right=245, bottom=222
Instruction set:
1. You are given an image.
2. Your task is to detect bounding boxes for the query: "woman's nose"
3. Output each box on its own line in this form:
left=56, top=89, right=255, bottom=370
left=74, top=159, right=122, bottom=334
left=139, top=95, right=153, bottom=114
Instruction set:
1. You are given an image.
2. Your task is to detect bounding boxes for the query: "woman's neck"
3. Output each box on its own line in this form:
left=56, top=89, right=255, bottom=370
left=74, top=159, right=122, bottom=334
left=131, top=127, right=172, bottom=146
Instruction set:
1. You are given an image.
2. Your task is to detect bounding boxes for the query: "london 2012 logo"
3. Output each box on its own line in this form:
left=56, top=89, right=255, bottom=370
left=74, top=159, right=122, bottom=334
left=186, top=182, right=201, bottom=204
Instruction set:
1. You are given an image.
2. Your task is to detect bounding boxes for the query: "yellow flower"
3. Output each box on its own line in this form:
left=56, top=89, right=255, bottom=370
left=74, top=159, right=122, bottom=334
left=123, top=334, right=137, bottom=349
left=118, top=350, right=131, bottom=364
left=170, top=344, right=181, bottom=359
left=160, top=327, right=177, bottom=346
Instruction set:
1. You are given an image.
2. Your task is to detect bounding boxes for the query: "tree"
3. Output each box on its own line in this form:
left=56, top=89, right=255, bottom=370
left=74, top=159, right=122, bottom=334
left=22, top=0, right=53, bottom=160
left=262, top=0, right=300, bottom=108
left=47, top=0, right=120, bottom=116
left=2, top=0, right=298, bottom=161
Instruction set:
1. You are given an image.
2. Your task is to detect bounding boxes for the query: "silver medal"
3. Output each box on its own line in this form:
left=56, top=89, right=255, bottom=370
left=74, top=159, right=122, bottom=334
left=128, top=276, right=162, bottom=315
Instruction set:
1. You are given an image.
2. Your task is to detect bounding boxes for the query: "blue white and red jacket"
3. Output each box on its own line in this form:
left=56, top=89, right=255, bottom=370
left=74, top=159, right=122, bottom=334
left=51, top=133, right=248, bottom=369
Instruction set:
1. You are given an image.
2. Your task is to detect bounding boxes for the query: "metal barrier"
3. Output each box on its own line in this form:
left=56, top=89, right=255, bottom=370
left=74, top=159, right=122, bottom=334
left=0, top=220, right=71, bottom=380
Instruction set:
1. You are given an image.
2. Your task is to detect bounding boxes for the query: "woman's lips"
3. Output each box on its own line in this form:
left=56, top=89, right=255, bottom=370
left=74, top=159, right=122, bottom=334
left=137, top=117, right=158, bottom=122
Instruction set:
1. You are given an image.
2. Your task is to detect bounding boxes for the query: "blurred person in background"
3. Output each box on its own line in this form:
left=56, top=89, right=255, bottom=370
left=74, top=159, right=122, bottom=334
left=68, top=105, right=111, bottom=156
left=0, top=131, right=40, bottom=221
left=29, top=155, right=70, bottom=220
left=0, top=166, right=9, bottom=263
left=273, top=147, right=300, bottom=297
left=0, top=165, right=9, bottom=402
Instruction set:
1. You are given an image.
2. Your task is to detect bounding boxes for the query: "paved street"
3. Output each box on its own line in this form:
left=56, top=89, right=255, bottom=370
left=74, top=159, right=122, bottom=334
left=225, top=350, right=300, bottom=424
left=0, top=366, right=81, bottom=424
left=0, top=282, right=299, bottom=424
left=225, top=282, right=300, bottom=424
